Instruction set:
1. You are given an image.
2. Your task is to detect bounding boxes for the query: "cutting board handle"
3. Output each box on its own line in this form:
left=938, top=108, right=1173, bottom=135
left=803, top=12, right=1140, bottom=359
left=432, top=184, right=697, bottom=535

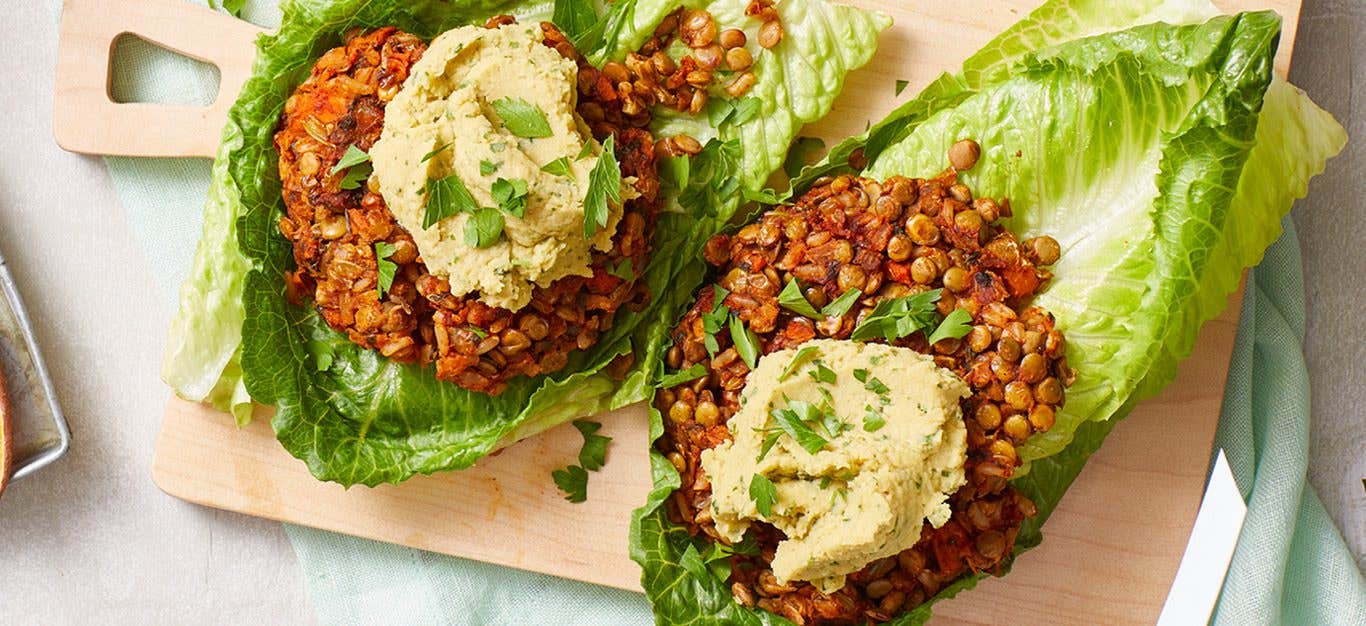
left=53, top=0, right=264, bottom=158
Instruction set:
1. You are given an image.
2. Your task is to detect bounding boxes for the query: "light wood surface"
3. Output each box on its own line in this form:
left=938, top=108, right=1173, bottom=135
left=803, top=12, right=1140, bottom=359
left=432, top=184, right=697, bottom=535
left=54, top=0, right=263, bottom=157
left=51, top=0, right=1301, bottom=622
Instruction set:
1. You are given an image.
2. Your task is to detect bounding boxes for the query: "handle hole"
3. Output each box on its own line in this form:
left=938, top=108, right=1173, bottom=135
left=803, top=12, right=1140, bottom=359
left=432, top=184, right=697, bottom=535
left=109, top=34, right=221, bottom=106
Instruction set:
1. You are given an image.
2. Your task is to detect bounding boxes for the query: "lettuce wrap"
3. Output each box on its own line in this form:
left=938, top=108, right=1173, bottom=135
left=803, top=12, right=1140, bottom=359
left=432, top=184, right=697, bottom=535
left=630, top=1, right=1346, bottom=624
left=160, top=0, right=890, bottom=485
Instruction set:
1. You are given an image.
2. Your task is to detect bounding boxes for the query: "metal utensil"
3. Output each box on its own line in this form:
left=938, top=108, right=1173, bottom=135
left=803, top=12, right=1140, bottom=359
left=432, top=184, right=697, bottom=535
left=0, top=246, right=70, bottom=483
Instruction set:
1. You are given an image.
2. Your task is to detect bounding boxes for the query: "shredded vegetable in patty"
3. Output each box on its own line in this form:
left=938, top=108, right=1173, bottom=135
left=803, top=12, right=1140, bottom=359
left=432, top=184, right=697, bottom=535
left=656, top=146, right=1072, bottom=623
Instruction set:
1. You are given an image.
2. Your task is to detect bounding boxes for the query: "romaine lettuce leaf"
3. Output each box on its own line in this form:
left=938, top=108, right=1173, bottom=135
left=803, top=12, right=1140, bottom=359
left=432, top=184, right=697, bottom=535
left=162, top=0, right=885, bottom=485
left=632, top=6, right=1345, bottom=625
left=161, top=127, right=253, bottom=425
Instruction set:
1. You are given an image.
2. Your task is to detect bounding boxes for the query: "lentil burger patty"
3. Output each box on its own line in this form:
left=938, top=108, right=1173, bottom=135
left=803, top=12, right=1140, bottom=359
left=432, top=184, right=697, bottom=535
left=274, top=21, right=660, bottom=396
left=656, top=150, right=1072, bottom=623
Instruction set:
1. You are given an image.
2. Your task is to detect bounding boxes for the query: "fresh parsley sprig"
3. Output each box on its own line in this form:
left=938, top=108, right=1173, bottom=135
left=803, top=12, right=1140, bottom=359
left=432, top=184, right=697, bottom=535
left=373, top=242, right=397, bottom=298
left=553, top=419, right=613, bottom=502
left=584, top=135, right=621, bottom=238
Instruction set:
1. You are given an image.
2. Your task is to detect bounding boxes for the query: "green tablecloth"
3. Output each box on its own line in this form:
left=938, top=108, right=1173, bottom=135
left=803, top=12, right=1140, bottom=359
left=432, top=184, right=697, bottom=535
left=95, top=1, right=1364, bottom=623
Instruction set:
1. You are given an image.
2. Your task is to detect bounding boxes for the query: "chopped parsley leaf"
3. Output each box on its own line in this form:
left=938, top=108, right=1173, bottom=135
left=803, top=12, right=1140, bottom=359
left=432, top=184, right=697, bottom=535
left=552, top=465, right=588, bottom=502
left=850, top=290, right=943, bottom=342
left=373, top=242, right=397, bottom=298
left=572, top=419, right=612, bottom=471
left=926, top=307, right=974, bottom=344
left=540, top=156, right=574, bottom=178
left=809, top=360, right=837, bottom=384
left=864, top=376, right=891, bottom=396
left=659, top=363, right=708, bottom=388
left=491, top=97, right=553, bottom=138
left=420, top=142, right=452, bottom=163
left=491, top=177, right=528, bottom=218
left=729, top=315, right=761, bottom=369
left=780, top=345, right=820, bottom=381
left=822, top=288, right=863, bottom=318
left=480, top=159, right=502, bottom=176
left=770, top=401, right=829, bottom=454
left=330, top=144, right=370, bottom=175
left=749, top=473, right=777, bottom=517
left=423, top=173, right=481, bottom=229
left=463, top=207, right=505, bottom=248
left=863, top=404, right=886, bottom=432
left=778, top=279, right=822, bottom=318
left=583, top=135, right=620, bottom=238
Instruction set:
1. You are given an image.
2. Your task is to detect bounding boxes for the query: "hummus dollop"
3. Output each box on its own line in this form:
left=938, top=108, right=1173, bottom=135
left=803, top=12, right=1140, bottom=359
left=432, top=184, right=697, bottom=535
left=701, top=339, right=970, bottom=592
left=371, top=22, right=623, bottom=311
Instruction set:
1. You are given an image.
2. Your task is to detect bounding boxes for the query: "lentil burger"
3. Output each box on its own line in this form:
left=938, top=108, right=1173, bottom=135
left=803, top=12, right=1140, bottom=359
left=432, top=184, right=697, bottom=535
left=653, top=144, right=1069, bottom=623
left=275, top=20, right=660, bottom=396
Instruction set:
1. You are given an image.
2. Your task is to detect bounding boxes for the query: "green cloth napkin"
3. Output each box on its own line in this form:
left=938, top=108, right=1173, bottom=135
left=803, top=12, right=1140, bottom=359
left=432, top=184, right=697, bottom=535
left=1212, top=220, right=1366, bottom=625
left=89, top=1, right=1363, bottom=623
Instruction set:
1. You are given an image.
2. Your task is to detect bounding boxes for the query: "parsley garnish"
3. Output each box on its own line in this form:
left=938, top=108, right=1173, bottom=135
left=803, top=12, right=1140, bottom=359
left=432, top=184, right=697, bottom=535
left=491, top=177, right=528, bottom=218
left=465, top=326, right=489, bottom=338
left=491, top=97, right=552, bottom=138
left=464, top=207, right=505, bottom=248
left=373, top=242, right=397, bottom=298
left=572, top=420, right=611, bottom=471
left=480, top=159, right=501, bottom=176
left=926, top=308, right=974, bottom=344
left=575, top=141, right=595, bottom=161
left=330, top=145, right=370, bottom=175
left=584, top=135, right=621, bottom=239
left=849, top=290, right=943, bottom=342
left=864, top=376, right=890, bottom=396
left=701, top=286, right=730, bottom=357
left=809, top=360, right=837, bottom=384
left=749, top=474, right=777, bottom=517
left=339, top=163, right=372, bottom=190
left=863, top=404, right=886, bottom=432
left=659, top=363, right=708, bottom=388
left=770, top=401, right=829, bottom=454
left=822, top=288, right=863, bottom=318
left=728, top=315, right=761, bottom=369
left=780, top=345, right=820, bottom=381
left=423, top=173, right=481, bottom=229
left=540, top=156, right=574, bottom=178
left=421, top=142, right=452, bottom=163
left=552, top=465, right=588, bottom=503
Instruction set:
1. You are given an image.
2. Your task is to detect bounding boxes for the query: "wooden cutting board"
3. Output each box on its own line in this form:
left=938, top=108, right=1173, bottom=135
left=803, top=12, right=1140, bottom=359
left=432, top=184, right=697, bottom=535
left=55, top=0, right=1301, bottom=622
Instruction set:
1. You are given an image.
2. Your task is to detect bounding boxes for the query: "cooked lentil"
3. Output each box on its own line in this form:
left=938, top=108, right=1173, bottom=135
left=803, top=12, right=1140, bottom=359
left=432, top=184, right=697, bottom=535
left=655, top=150, right=1072, bottom=624
left=274, top=21, right=663, bottom=395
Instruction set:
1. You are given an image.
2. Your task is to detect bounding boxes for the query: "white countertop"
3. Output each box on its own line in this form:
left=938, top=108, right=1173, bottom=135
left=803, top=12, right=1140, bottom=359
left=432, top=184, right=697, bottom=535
left=0, top=0, right=1359, bottom=622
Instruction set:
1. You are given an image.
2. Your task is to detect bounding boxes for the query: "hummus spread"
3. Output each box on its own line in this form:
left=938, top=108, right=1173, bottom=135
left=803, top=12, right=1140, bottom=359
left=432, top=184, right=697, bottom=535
left=701, top=339, right=970, bottom=592
left=371, top=23, right=623, bottom=310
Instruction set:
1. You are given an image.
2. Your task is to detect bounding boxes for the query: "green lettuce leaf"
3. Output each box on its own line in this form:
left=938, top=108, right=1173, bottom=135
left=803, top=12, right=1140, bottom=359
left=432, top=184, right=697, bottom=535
left=632, top=4, right=1344, bottom=625
left=161, top=126, right=253, bottom=425
left=162, top=0, right=883, bottom=485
